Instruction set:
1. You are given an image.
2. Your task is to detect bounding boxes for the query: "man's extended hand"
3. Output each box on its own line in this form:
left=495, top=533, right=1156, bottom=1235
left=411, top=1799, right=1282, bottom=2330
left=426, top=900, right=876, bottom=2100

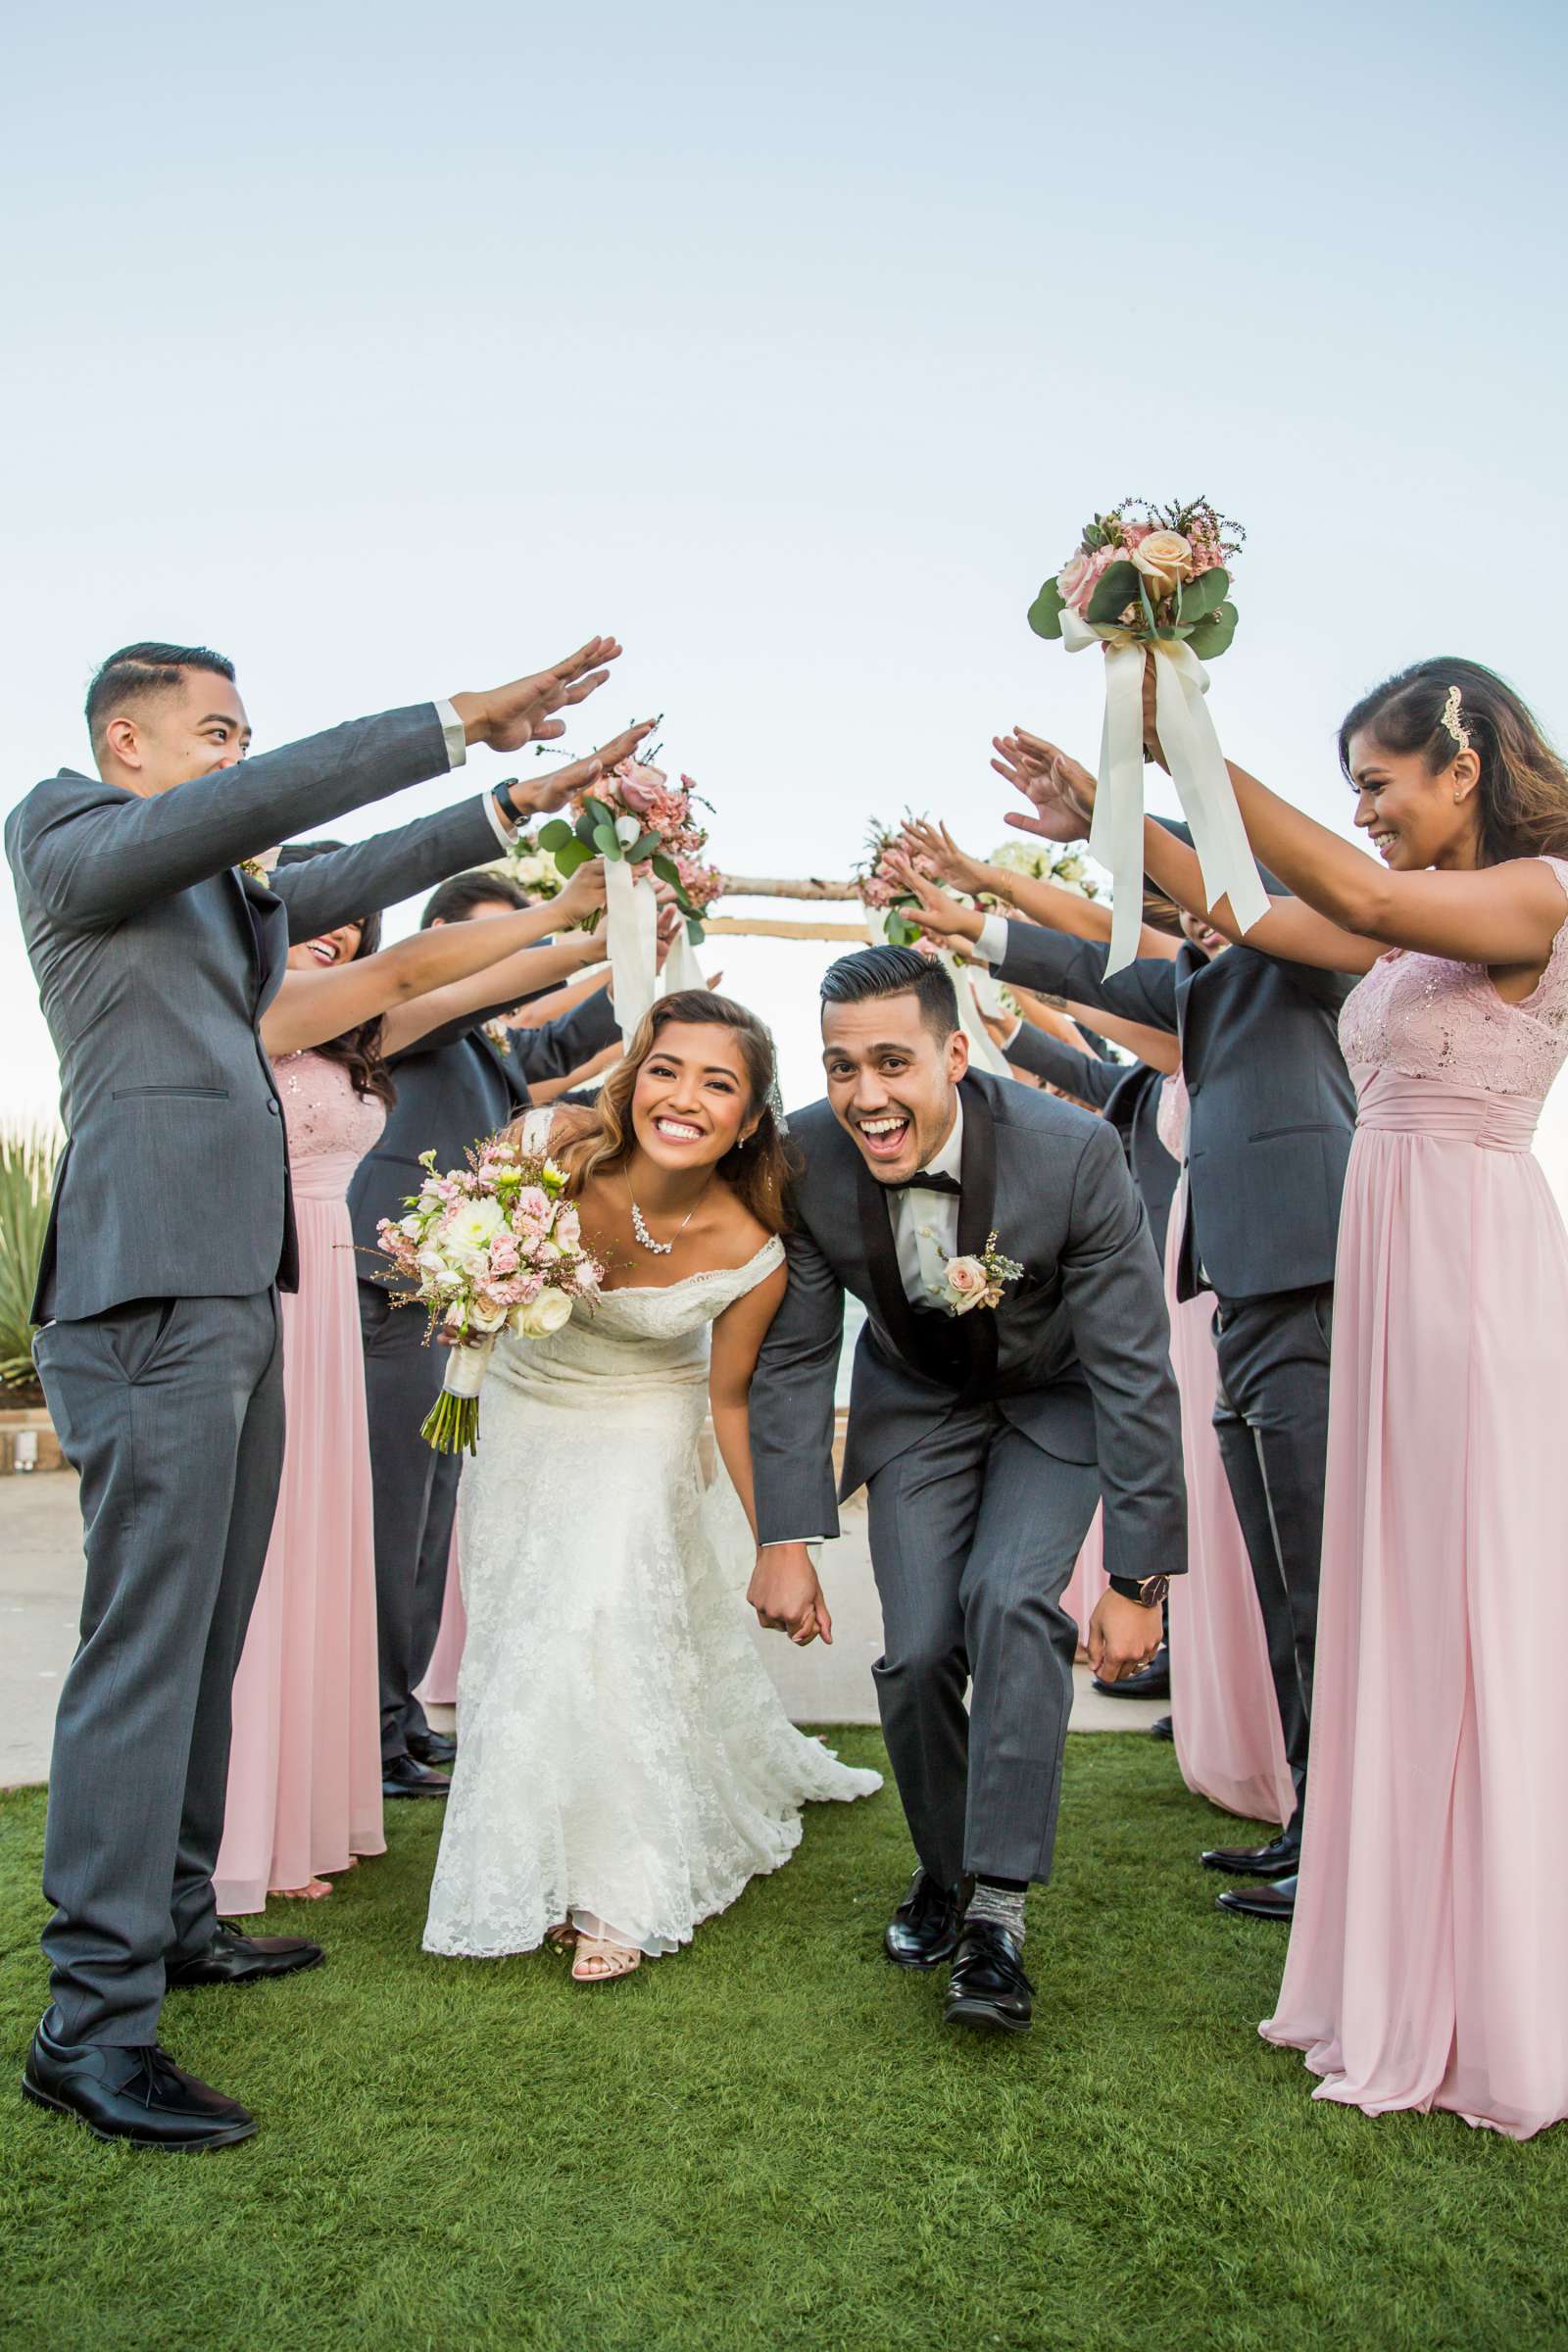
left=993, top=729, right=1096, bottom=845
left=1086, top=1590, right=1164, bottom=1684
left=748, top=1544, right=834, bottom=1647
left=450, top=637, right=623, bottom=756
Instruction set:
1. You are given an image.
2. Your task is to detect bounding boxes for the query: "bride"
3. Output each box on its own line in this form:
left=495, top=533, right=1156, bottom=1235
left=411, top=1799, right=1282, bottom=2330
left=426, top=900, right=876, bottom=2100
left=422, top=988, right=881, bottom=1982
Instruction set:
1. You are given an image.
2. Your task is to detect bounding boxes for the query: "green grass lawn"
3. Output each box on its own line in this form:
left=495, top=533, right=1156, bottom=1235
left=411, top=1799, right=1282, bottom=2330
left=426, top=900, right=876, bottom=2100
left=3, top=1733, right=1565, bottom=2352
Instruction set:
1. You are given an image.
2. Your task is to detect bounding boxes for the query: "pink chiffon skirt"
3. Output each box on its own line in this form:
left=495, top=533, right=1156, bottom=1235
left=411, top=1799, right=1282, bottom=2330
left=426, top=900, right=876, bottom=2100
left=416, top=1529, right=467, bottom=1709
left=1163, top=1182, right=1295, bottom=1825
left=1061, top=1507, right=1106, bottom=1650
left=1262, top=1075, right=1568, bottom=2137
left=216, top=1159, right=385, bottom=1911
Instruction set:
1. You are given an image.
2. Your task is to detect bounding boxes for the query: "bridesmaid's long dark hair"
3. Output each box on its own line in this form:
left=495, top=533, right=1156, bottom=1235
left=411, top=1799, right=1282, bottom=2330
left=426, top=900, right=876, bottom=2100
left=1339, top=658, right=1568, bottom=866
left=554, top=990, right=793, bottom=1235
left=271, top=841, right=396, bottom=1108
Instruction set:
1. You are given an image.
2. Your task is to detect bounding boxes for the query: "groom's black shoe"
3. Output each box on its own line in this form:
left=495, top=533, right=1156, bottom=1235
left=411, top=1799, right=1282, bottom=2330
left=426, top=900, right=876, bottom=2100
left=407, top=1730, right=457, bottom=1768
left=167, top=1924, right=324, bottom=1988
left=383, top=1754, right=451, bottom=1799
left=884, top=1870, right=972, bottom=1970
left=1092, top=1644, right=1170, bottom=1700
left=943, top=1921, right=1035, bottom=2035
left=1216, top=1874, right=1297, bottom=1922
left=23, top=2021, right=257, bottom=2149
left=1200, top=1833, right=1299, bottom=1880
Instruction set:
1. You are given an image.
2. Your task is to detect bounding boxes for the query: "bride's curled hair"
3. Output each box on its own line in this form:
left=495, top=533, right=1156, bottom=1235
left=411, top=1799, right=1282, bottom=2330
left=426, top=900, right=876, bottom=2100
left=553, top=989, right=794, bottom=1234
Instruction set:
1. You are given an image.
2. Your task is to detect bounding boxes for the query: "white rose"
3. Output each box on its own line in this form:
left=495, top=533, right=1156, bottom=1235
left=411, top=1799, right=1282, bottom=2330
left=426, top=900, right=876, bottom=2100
left=510, top=1288, right=574, bottom=1339
left=466, top=1301, right=509, bottom=1334
left=444, top=1198, right=507, bottom=1272
left=613, top=812, right=643, bottom=848
left=944, top=1255, right=990, bottom=1315
left=514, top=855, right=546, bottom=886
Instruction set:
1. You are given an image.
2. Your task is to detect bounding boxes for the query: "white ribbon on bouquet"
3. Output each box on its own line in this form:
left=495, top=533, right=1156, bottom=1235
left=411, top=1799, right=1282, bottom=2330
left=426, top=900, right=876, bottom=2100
left=861, top=904, right=1013, bottom=1079
left=604, top=853, right=661, bottom=1042
left=658, top=923, right=709, bottom=999
left=1061, top=613, right=1269, bottom=974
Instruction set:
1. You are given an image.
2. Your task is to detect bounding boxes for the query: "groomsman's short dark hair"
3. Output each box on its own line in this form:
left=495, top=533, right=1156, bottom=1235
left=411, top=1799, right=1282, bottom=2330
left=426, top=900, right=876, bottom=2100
left=85, top=642, right=235, bottom=744
left=420, top=869, right=529, bottom=928
left=820, top=945, right=958, bottom=1041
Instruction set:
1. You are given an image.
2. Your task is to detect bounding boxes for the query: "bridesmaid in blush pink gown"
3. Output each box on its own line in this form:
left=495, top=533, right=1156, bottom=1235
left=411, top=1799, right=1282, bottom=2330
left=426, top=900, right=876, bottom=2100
left=1157, top=1077, right=1295, bottom=1826
left=216, top=1050, right=387, bottom=1910
left=1125, top=655, right=1568, bottom=2135
left=416, top=1531, right=466, bottom=1709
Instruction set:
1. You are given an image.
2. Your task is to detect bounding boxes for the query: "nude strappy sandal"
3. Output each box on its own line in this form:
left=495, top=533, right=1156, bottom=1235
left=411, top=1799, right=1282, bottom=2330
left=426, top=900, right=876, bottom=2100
left=570, top=1934, right=642, bottom=1984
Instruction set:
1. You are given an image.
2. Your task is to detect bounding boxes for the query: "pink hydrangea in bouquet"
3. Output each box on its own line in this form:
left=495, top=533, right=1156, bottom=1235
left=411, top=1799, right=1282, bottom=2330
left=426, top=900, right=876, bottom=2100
left=376, top=1138, right=604, bottom=1454
left=1023, top=497, right=1265, bottom=971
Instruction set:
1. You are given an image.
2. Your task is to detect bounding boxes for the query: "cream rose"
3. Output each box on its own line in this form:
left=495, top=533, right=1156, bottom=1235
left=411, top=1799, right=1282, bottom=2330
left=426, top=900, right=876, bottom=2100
left=944, top=1255, right=990, bottom=1314
left=1130, top=530, right=1194, bottom=600
left=510, top=1288, right=574, bottom=1339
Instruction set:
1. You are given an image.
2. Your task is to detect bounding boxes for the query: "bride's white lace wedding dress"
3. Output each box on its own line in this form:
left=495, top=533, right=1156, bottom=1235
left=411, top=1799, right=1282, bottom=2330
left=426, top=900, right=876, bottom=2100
left=423, top=1121, right=881, bottom=1961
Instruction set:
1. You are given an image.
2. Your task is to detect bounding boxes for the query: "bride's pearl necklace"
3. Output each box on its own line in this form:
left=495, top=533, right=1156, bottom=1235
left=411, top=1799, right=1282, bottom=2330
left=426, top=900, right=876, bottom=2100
left=626, top=1171, right=710, bottom=1255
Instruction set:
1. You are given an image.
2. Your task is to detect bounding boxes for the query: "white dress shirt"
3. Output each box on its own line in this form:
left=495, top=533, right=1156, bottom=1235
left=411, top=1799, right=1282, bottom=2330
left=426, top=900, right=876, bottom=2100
left=763, top=1099, right=965, bottom=1548
left=431, top=696, right=520, bottom=851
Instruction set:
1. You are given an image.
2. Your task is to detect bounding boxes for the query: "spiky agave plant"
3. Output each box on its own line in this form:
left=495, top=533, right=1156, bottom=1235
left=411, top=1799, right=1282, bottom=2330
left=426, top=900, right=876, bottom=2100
left=0, top=1122, right=61, bottom=1399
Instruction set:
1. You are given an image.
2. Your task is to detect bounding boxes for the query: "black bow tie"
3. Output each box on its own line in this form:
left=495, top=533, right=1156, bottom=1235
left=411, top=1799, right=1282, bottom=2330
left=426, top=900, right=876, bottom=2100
left=884, top=1169, right=961, bottom=1197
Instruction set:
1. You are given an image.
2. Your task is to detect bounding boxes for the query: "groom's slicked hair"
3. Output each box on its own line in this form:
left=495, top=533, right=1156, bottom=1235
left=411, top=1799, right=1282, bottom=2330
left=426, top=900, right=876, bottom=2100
left=85, top=642, right=236, bottom=747
left=820, top=945, right=958, bottom=1042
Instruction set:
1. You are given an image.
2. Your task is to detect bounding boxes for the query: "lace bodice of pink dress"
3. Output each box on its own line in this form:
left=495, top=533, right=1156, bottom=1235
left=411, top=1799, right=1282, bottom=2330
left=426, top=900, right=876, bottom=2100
left=274, top=1050, right=386, bottom=1196
left=1338, top=857, right=1568, bottom=1102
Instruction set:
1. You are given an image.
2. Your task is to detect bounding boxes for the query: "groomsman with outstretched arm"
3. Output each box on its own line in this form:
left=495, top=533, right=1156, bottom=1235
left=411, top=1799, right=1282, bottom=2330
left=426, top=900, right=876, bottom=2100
left=7, top=633, right=620, bottom=2147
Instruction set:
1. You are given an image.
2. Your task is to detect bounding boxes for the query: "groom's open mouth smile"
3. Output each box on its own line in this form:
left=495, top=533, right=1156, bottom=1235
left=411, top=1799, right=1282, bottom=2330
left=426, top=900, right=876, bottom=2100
left=854, top=1111, right=913, bottom=1166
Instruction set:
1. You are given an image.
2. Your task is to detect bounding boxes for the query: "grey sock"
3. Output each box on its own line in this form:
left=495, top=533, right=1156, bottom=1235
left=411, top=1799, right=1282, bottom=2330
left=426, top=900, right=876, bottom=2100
left=965, top=1882, right=1026, bottom=1942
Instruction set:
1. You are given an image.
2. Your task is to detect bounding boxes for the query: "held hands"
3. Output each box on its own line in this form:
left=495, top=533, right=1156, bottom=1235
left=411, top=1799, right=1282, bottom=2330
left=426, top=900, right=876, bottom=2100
left=450, top=637, right=624, bottom=759
left=748, top=1544, right=834, bottom=1647
left=992, top=729, right=1096, bottom=845
left=899, top=817, right=1001, bottom=903
left=1086, top=1590, right=1163, bottom=1685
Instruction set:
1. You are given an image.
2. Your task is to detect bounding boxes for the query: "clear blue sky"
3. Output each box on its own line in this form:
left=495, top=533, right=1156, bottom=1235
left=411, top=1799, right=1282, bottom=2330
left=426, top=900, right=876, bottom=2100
left=5, top=1, right=1568, bottom=1152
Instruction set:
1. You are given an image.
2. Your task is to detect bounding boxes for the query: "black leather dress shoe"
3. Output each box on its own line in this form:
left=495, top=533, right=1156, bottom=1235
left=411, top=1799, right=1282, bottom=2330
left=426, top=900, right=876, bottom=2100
left=884, top=1869, right=971, bottom=1970
left=1216, top=1875, right=1297, bottom=1922
left=943, top=1921, right=1035, bottom=2035
left=1092, top=1644, right=1170, bottom=1701
left=383, top=1753, right=452, bottom=1799
left=407, top=1730, right=458, bottom=1768
left=22, top=2022, right=257, bottom=2148
left=1200, top=1833, right=1299, bottom=1879
left=167, top=1924, right=324, bottom=1988
left=1150, top=1713, right=1175, bottom=1741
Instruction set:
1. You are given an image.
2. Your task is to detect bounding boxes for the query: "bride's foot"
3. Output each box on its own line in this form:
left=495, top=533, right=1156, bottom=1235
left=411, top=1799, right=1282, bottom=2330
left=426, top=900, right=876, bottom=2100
left=544, top=1922, right=576, bottom=1951
left=570, top=1935, right=642, bottom=1984
left=271, top=1878, right=333, bottom=1900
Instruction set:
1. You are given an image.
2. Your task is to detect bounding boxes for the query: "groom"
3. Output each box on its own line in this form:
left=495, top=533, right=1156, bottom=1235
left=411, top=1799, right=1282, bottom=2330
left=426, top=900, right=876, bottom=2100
left=748, top=947, right=1186, bottom=2034
left=7, top=632, right=619, bottom=2148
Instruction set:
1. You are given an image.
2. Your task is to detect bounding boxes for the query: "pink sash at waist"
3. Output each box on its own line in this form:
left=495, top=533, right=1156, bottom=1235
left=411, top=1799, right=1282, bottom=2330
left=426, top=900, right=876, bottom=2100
left=1354, top=1070, right=1543, bottom=1153
left=289, top=1151, right=365, bottom=1204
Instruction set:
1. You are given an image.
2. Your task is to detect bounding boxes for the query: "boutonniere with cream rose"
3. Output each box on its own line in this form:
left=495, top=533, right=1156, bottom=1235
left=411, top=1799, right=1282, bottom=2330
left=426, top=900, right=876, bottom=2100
left=940, top=1232, right=1024, bottom=1318
left=237, top=847, right=280, bottom=888
left=1025, top=498, right=1267, bottom=971
left=534, top=759, right=716, bottom=1036
left=375, top=1139, right=604, bottom=1454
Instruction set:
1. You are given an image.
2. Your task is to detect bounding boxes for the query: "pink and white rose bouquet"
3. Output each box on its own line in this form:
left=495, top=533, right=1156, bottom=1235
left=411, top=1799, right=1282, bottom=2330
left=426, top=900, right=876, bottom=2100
left=1029, top=498, right=1244, bottom=656
left=535, top=759, right=719, bottom=943
left=376, top=1137, right=604, bottom=1453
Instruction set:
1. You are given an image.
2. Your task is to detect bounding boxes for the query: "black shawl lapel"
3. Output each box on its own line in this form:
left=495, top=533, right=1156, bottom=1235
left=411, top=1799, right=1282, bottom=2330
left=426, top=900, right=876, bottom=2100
left=955, top=1075, right=1000, bottom=1395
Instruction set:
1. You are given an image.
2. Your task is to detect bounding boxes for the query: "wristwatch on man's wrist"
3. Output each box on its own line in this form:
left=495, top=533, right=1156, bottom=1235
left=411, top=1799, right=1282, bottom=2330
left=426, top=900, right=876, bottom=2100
left=1108, top=1574, right=1170, bottom=1608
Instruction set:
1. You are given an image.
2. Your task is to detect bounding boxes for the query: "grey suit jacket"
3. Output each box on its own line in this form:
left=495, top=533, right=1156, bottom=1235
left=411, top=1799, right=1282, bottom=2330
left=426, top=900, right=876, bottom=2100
left=1004, top=1030, right=1180, bottom=1268
left=348, top=989, right=620, bottom=1264
left=7, top=705, right=499, bottom=1320
left=992, top=923, right=1355, bottom=1301
left=749, top=1072, right=1186, bottom=1583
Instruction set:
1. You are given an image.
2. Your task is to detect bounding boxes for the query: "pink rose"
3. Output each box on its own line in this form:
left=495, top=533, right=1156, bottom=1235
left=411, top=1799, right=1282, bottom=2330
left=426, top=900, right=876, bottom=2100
left=1057, top=544, right=1119, bottom=618
left=944, top=1255, right=990, bottom=1314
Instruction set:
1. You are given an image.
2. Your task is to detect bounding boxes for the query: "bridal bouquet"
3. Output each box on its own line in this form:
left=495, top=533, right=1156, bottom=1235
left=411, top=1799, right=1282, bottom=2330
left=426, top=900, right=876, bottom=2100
left=1024, top=496, right=1265, bottom=970
left=376, top=1140, right=604, bottom=1454
left=535, top=758, right=719, bottom=1031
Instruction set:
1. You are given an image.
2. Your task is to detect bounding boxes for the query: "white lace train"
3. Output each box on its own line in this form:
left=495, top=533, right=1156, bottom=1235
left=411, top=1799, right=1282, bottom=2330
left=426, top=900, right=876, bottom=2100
left=422, top=1224, right=881, bottom=1961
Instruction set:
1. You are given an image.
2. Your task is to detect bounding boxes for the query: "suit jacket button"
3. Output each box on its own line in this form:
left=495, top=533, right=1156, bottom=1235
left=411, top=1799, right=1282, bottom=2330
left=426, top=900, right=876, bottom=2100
left=267, top=1098, right=281, bottom=1114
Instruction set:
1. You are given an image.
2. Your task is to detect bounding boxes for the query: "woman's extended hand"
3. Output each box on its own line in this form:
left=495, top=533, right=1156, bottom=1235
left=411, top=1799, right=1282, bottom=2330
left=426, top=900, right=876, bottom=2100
left=992, top=730, right=1096, bottom=843
left=882, top=853, right=987, bottom=944
left=900, top=817, right=1001, bottom=902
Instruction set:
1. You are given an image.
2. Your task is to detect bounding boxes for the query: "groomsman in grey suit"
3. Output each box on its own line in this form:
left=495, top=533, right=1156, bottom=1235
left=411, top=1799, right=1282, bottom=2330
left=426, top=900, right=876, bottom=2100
left=7, top=632, right=619, bottom=2147
left=747, top=948, right=1186, bottom=2035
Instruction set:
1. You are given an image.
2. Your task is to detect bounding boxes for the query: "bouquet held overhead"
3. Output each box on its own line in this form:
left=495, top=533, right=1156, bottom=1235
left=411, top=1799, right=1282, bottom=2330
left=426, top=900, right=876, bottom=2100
left=1027, top=497, right=1266, bottom=970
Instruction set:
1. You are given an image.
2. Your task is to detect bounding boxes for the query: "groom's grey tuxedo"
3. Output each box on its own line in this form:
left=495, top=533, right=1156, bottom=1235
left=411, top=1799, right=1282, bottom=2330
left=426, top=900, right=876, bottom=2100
left=750, top=1071, right=1185, bottom=1890
left=6, top=704, right=500, bottom=2045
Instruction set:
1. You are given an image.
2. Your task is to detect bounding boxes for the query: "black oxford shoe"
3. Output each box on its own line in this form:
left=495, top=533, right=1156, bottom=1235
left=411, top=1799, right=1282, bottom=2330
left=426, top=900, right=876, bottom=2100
left=943, top=1920, right=1035, bottom=2035
left=1216, top=1875, right=1298, bottom=1922
left=167, top=1925, right=324, bottom=1988
left=1200, top=1833, right=1299, bottom=1880
left=1150, top=1713, right=1175, bottom=1742
left=383, top=1754, right=452, bottom=1799
left=407, top=1730, right=458, bottom=1768
left=1092, top=1645, right=1170, bottom=1701
left=884, top=1869, right=972, bottom=1970
left=22, top=2022, right=257, bottom=2149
